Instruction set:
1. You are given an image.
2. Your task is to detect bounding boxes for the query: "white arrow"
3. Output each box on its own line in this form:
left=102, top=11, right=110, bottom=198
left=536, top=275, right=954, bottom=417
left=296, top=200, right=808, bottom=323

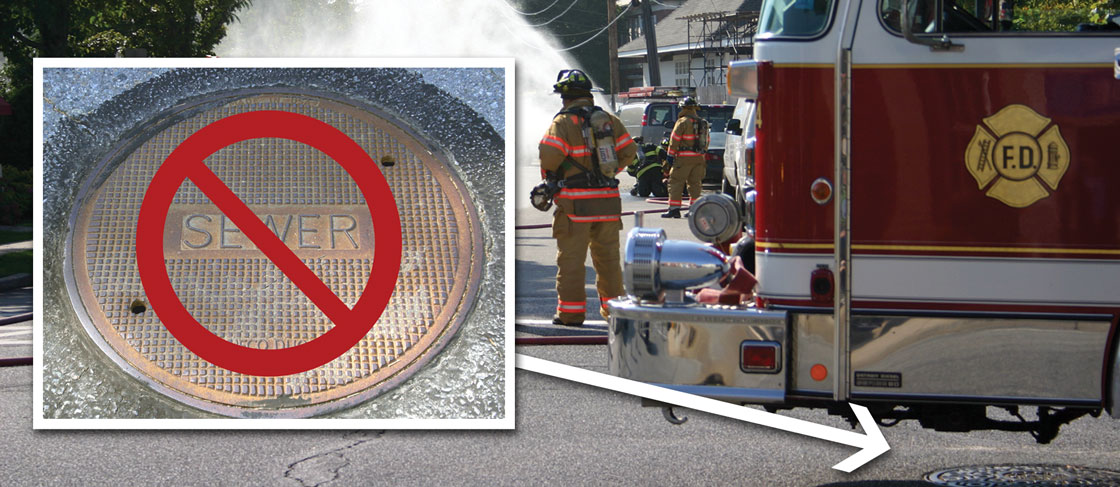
left=515, top=354, right=889, bottom=473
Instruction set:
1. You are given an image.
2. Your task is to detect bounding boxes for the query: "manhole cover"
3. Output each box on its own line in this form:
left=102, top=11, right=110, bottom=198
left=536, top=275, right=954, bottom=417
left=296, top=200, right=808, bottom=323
left=925, top=465, right=1120, bottom=486
left=65, top=90, right=483, bottom=417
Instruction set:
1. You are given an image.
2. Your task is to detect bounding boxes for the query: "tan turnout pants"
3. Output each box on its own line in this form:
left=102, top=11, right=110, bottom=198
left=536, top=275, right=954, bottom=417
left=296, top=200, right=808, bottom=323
left=552, top=209, right=624, bottom=324
left=667, top=158, right=705, bottom=209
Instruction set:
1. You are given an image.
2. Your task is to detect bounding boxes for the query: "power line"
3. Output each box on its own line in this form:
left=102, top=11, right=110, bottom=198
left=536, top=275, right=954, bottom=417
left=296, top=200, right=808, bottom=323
left=502, top=2, right=635, bottom=52
left=501, top=0, right=563, bottom=16
left=525, top=0, right=582, bottom=28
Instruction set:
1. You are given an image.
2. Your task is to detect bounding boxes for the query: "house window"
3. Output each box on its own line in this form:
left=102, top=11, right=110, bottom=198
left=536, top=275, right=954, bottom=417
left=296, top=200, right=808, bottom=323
left=675, top=61, right=689, bottom=75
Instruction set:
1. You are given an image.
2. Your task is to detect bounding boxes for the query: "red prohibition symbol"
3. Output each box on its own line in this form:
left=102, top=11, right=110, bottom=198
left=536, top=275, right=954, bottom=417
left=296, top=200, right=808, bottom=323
left=135, top=111, right=402, bottom=376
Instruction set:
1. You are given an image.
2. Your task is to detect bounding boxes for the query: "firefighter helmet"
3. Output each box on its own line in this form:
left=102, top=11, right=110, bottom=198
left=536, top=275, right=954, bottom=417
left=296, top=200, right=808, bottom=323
left=529, top=179, right=560, bottom=212
left=553, top=69, right=593, bottom=97
left=678, top=96, right=699, bottom=109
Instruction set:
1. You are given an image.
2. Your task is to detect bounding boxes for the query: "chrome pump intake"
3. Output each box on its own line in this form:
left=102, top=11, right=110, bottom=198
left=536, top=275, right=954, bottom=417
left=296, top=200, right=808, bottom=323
left=623, top=227, right=730, bottom=305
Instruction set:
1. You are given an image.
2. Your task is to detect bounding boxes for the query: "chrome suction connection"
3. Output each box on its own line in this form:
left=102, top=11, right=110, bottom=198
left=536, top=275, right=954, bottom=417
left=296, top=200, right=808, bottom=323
left=623, top=227, right=730, bottom=305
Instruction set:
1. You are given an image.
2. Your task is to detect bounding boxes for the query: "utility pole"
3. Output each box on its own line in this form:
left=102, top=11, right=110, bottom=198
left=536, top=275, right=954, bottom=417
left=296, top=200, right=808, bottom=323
left=607, top=0, right=620, bottom=110
left=641, top=0, right=661, bottom=85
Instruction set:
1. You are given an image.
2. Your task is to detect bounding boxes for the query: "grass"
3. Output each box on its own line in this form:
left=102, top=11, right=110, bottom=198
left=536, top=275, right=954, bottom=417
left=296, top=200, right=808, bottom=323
left=0, top=230, right=31, bottom=246
left=0, top=250, right=31, bottom=277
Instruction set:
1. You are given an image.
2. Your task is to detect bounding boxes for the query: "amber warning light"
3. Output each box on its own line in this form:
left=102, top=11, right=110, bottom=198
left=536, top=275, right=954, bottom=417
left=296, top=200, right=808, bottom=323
left=727, top=60, right=759, bottom=100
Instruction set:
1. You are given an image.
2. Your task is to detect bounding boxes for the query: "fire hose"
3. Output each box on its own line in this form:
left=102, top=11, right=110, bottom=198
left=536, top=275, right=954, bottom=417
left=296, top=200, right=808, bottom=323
left=515, top=335, right=607, bottom=346
left=516, top=203, right=689, bottom=231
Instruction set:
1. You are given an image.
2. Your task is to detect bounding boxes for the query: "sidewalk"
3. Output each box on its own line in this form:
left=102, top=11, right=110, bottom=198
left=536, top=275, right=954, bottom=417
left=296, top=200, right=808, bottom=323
left=0, top=286, right=33, bottom=364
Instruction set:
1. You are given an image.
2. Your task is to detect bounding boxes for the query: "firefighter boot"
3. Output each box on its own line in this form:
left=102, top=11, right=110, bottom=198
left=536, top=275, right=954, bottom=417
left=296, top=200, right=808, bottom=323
left=552, top=317, right=583, bottom=327
left=661, top=208, right=682, bottom=218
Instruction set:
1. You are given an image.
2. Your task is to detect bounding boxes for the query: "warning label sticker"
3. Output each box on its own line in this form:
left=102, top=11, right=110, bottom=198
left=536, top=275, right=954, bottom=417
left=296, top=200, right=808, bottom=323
left=854, top=371, right=902, bottom=388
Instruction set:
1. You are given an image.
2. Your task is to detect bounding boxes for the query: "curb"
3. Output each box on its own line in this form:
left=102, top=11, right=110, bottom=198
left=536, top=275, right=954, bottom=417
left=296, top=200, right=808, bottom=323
left=0, top=273, right=31, bottom=293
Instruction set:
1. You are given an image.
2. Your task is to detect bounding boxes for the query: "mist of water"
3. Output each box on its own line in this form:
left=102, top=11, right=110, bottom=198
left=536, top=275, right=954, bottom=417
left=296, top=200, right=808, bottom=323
left=218, top=0, right=594, bottom=172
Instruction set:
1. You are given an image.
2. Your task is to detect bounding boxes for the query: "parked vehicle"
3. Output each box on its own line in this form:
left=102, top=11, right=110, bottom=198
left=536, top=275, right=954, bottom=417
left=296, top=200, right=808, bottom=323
left=697, top=104, right=734, bottom=187
left=608, top=0, right=1120, bottom=442
left=616, top=86, right=695, bottom=144
left=721, top=98, right=755, bottom=196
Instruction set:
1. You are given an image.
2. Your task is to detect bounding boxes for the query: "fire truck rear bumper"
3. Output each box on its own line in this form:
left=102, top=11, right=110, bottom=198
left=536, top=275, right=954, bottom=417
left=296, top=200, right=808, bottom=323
left=608, top=299, right=788, bottom=404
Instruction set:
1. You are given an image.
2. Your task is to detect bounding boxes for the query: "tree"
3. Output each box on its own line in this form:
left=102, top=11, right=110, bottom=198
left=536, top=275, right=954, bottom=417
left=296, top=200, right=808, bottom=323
left=1013, top=0, right=1120, bottom=31
left=0, top=0, right=252, bottom=170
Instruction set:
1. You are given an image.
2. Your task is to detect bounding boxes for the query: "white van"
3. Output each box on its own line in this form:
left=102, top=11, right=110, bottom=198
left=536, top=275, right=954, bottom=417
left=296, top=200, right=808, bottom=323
left=617, top=101, right=679, bottom=144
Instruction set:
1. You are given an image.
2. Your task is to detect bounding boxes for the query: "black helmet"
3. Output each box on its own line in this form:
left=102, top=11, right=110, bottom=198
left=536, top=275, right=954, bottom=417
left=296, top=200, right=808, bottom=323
left=678, top=96, right=699, bottom=109
left=553, top=69, right=592, bottom=98
left=530, top=179, right=560, bottom=212
left=660, top=137, right=670, bottom=147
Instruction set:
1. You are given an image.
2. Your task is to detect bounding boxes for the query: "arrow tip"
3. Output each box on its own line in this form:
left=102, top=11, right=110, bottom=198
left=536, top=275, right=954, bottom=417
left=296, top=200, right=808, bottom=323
left=831, top=403, right=890, bottom=473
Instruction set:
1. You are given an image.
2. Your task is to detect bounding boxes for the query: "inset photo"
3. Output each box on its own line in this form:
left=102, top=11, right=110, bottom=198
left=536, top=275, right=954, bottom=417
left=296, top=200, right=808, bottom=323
left=35, top=58, right=512, bottom=427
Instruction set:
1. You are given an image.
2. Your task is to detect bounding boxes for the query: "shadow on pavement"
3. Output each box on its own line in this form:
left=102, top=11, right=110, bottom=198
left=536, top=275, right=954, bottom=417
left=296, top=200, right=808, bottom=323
left=515, top=322, right=607, bottom=337
left=817, top=481, right=934, bottom=487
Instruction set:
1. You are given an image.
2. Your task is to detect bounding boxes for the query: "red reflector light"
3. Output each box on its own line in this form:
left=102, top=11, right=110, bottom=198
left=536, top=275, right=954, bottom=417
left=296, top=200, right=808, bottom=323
left=641, top=113, right=648, bottom=126
left=740, top=341, right=781, bottom=373
left=810, top=265, right=834, bottom=303
left=810, top=364, right=828, bottom=381
left=810, top=177, right=833, bottom=205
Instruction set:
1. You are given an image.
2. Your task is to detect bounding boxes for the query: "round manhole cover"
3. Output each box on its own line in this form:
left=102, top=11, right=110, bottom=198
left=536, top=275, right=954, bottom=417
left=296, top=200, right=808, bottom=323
left=925, top=465, right=1120, bottom=486
left=65, top=90, right=483, bottom=417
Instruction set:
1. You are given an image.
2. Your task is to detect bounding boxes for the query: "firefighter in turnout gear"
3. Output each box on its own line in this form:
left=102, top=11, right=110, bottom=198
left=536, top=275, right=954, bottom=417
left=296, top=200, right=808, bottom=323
left=538, top=69, right=638, bottom=326
left=662, top=96, right=709, bottom=218
left=627, top=138, right=668, bottom=197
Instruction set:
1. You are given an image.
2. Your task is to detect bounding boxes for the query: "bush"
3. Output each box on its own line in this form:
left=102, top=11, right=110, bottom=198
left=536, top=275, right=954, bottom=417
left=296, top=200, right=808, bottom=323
left=0, top=165, right=32, bottom=225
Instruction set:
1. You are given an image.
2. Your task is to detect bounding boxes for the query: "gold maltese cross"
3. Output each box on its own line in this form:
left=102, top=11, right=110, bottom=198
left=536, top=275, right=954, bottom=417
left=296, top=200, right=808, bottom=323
left=965, top=104, right=1070, bottom=208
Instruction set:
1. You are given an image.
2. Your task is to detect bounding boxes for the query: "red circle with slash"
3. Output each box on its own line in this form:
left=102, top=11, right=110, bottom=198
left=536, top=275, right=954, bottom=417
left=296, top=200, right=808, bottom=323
left=135, top=110, right=402, bottom=376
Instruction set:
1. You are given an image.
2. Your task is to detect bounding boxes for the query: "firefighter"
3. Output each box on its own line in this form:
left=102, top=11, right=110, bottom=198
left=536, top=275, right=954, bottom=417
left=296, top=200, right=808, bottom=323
left=662, top=97, right=709, bottom=218
left=628, top=138, right=668, bottom=197
left=538, top=69, right=637, bottom=326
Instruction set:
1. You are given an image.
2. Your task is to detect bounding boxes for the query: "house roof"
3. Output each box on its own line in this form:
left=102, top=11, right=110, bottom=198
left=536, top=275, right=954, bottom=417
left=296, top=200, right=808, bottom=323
left=619, top=0, right=762, bottom=57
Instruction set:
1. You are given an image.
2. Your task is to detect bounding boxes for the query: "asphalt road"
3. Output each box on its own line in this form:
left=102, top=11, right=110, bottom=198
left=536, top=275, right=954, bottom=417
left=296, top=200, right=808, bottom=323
left=4, top=344, right=1119, bottom=486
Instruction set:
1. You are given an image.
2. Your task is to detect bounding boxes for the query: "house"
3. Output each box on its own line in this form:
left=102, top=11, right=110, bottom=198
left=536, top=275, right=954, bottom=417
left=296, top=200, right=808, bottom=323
left=618, top=0, right=762, bottom=102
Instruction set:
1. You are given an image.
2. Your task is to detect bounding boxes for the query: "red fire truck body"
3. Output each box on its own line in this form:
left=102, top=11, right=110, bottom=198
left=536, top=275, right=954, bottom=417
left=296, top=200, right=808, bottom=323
left=609, top=0, right=1120, bottom=437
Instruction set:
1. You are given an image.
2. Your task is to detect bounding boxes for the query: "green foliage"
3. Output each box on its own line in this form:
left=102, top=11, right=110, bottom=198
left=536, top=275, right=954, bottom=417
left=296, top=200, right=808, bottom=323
left=0, top=229, right=32, bottom=245
left=0, top=0, right=252, bottom=171
left=1013, top=0, right=1120, bottom=31
left=0, top=166, right=32, bottom=226
left=0, top=249, right=33, bottom=277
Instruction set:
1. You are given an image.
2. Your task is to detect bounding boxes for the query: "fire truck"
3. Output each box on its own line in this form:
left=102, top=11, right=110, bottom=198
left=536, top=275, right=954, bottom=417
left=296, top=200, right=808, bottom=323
left=608, top=0, right=1120, bottom=441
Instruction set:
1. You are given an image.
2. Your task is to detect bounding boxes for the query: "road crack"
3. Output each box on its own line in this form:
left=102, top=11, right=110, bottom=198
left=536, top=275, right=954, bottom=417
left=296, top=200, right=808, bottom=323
left=43, top=96, right=96, bottom=137
left=284, top=430, right=385, bottom=487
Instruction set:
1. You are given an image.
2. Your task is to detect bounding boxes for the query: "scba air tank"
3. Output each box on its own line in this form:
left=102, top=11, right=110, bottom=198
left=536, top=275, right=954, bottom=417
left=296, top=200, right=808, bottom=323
left=589, top=109, right=619, bottom=176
